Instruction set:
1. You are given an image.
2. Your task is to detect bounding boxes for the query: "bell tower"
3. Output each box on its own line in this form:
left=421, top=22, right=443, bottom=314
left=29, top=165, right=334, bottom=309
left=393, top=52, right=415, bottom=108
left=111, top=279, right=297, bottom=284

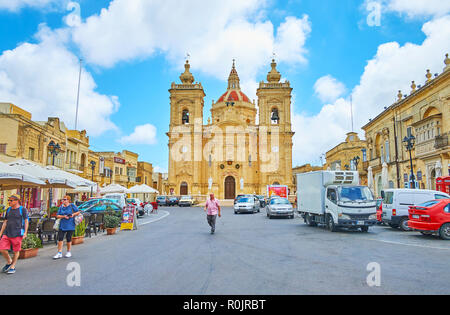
left=256, top=59, right=294, bottom=192
left=167, top=60, right=205, bottom=195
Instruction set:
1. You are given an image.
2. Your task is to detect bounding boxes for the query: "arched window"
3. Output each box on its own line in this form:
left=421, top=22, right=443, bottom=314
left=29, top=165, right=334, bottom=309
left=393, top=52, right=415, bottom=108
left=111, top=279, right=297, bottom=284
left=182, top=109, right=189, bottom=124
left=271, top=108, right=280, bottom=124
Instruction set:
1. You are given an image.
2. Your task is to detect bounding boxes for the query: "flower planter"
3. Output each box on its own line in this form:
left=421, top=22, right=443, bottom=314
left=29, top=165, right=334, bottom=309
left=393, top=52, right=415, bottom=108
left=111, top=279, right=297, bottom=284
left=19, top=248, right=39, bottom=259
left=106, top=228, right=116, bottom=235
left=71, top=236, right=84, bottom=245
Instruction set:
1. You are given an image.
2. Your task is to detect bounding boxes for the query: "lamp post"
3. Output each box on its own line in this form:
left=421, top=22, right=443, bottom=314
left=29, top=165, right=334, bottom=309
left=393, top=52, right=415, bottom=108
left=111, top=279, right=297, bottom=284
left=47, top=140, right=60, bottom=209
left=403, top=135, right=416, bottom=189
left=47, top=140, right=61, bottom=166
left=90, top=160, right=96, bottom=197
left=351, top=156, right=360, bottom=171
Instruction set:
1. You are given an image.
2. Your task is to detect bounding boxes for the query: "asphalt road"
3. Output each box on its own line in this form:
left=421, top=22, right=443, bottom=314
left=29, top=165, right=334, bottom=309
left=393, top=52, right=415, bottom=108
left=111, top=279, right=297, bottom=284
left=1, top=206, right=449, bottom=295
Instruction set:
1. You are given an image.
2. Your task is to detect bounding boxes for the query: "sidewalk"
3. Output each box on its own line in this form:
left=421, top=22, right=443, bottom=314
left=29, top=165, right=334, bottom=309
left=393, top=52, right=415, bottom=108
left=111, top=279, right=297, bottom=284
left=37, top=210, right=169, bottom=254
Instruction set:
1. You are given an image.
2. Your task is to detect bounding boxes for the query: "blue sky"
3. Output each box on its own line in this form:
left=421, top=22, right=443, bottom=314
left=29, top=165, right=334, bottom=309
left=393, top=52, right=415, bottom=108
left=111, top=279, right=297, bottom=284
left=0, top=0, right=449, bottom=171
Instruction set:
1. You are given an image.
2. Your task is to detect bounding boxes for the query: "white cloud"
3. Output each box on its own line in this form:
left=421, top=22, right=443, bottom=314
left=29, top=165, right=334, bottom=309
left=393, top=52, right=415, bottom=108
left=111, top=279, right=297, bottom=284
left=70, top=0, right=311, bottom=93
left=118, top=124, right=158, bottom=146
left=0, top=0, right=64, bottom=12
left=0, top=24, right=119, bottom=136
left=364, top=0, right=450, bottom=18
left=313, top=75, right=346, bottom=103
left=292, top=15, right=450, bottom=166
left=153, top=165, right=167, bottom=174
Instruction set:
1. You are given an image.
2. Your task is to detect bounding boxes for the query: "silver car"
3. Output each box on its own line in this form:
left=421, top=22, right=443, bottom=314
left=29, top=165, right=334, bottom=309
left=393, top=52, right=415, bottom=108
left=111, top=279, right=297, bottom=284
left=266, top=198, right=294, bottom=219
left=234, top=197, right=260, bottom=214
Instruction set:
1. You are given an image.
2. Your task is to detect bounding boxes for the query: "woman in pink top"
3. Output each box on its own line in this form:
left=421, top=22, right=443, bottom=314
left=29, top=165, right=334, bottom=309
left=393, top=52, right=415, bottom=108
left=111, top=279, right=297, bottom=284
left=204, top=193, right=221, bottom=234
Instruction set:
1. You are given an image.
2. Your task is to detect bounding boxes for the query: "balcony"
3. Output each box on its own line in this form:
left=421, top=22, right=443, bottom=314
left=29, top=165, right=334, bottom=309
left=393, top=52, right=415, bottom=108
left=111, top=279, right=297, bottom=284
left=368, top=157, right=381, bottom=169
left=65, top=162, right=85, bottom=173
left=416, top=134, right=448, bottom=158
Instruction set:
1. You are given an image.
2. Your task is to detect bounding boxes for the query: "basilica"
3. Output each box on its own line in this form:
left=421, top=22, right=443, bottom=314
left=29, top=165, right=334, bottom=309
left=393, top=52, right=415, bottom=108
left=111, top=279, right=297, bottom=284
left=167, top=59, right=294, bottom=199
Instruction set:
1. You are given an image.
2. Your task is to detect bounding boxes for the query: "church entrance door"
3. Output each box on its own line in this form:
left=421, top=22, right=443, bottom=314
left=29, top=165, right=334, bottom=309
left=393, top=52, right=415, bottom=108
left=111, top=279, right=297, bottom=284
left=225, top=176, right=236, bottom=200
left=180, top=182, right=188, bottom=195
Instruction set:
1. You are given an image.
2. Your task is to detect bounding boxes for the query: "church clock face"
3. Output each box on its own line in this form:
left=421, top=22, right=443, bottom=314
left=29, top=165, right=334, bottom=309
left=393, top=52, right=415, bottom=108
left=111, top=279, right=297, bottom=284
left=181, top=146, right=188, bottom=153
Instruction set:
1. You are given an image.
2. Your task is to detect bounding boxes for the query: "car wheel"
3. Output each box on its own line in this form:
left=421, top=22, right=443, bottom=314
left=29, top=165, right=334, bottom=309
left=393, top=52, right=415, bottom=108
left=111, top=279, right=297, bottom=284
left=327, top=215, right=337, bottom=232
left=439, top=223, right=450, bottom=240
left=399, top=218, right=411, bottom=231
left=361, top=226, right=369, bottom=232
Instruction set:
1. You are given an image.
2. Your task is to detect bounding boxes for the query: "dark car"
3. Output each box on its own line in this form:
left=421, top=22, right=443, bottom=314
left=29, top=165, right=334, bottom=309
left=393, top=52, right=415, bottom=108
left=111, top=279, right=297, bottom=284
left=167, top=196, right=179, bottom=206
left=156, top=196, right=169, bottom=206
left=256, top=195, right=266, bottom=208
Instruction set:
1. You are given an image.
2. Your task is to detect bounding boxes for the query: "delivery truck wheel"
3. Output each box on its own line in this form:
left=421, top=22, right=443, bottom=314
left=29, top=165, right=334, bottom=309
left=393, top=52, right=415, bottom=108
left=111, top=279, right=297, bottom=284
left=326, top=215, right=337, bottom=232
left=399, top=218, right=411, bottom=231
left=439, top=223, right=450, bottom=240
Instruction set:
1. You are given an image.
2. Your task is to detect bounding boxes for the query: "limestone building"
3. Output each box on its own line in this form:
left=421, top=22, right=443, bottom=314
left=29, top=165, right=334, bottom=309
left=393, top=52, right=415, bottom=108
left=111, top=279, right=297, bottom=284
left=362, top=54, right=450, bottom=197
left=167, top=60, right=294, bottom=199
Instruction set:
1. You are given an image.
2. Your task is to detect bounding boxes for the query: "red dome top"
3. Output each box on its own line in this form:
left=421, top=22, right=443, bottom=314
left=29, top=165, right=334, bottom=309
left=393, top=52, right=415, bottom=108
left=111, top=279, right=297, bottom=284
left=217, top=90, right=251, bottom=103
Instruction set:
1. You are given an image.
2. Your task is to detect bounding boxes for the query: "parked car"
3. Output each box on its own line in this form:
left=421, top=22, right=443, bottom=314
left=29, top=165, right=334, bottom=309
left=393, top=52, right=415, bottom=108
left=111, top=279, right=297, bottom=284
left=381, top=189, right=450, bottom=231
left=256, top=195, right=266, bottom=208
left=82, top=199, right=123, bottom=215
left=408, top=199, right=450, bottom=240
left=167, top=196, right=179, bottom=206
left=234, top=196, right=259, bottom=214
left=179, top=195, right=194, bottom=207
left=126, top=198, right=145, bottom=217
left=234, top=194, right=254, bottom=205
left=266, top=197, right=295, bottom=219
left=78, top=198, right=115, bottom=211
left=156, top=196, right=169, bottom=206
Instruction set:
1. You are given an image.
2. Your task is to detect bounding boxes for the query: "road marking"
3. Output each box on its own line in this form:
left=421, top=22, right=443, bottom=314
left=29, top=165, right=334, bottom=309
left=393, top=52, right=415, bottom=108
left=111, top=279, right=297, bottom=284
left=366, top=238, right=450, bottom=251
left=138, top=210, right=170, bottom=226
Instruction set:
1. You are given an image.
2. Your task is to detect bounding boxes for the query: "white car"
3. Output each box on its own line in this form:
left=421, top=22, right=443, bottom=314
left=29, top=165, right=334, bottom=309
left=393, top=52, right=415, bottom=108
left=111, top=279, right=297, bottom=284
left=266, top=197, right=294, bottom=219
left=381, top=188, right=450, bottom=231
left=234, top=196, right=260, bottom=214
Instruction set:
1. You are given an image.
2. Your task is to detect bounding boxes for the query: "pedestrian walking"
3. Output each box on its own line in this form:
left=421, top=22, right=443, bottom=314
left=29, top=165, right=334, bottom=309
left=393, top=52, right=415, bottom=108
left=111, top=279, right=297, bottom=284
left=53, top=196, right=80, bottom=259
left=204, top=193, right=221, bottom=234
left=0, top=194, right=29, bottom=275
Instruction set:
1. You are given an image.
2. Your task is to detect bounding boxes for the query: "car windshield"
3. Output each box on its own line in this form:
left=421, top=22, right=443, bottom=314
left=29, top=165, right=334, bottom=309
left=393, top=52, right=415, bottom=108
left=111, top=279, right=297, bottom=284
left=238, top=198, right=252, bottom=203
left=127, top=199, right=137, bottom=203
left=382, top=191, right=394, bottom=205
left=338, top=186, right=374, bottom=202
left=181, top=196, right=191, bottom=200
left=270, top=198, right=290, bottom=205
left=78, top=199, right=100, bottom=210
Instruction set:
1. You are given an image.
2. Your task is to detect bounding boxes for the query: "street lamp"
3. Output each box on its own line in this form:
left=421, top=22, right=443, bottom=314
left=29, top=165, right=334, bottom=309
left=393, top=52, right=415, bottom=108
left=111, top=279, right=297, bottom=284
left=403, top=134, right=416, bottom=189
left=90, top=160, right=96, bottom=197
left=351, top=156, right=360, bottom=171
left=47, top=140, right=61, bottom=166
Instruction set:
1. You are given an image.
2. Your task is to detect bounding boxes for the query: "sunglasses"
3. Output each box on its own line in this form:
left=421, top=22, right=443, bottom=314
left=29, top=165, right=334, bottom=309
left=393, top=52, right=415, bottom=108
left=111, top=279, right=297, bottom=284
left=8, top=199, right=17, bottom=202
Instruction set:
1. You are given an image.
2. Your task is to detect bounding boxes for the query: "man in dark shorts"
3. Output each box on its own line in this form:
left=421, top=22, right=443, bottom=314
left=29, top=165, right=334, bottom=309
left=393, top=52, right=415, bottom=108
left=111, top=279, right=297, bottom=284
left=0, top=194, right=29, bottom=274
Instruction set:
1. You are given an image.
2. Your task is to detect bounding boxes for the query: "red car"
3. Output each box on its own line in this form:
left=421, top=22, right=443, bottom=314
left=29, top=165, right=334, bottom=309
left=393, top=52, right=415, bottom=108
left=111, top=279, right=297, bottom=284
left=408, top=199, right=450, bottom=240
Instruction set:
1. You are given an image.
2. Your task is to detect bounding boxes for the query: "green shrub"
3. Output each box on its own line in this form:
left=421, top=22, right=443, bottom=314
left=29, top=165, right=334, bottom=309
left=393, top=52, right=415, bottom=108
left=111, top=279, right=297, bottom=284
left=21, top=234, right=43, bottom=250
left=104, top=215, right=121, bottom=229
left=74, top=219, right=86, bottom=237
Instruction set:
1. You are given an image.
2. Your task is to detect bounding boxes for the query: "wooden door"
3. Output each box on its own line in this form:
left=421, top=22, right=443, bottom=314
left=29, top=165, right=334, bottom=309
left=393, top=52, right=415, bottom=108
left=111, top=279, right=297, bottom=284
left=225, top=176, right=236, bottom=200
left=180, top=182, right=188, bottom=195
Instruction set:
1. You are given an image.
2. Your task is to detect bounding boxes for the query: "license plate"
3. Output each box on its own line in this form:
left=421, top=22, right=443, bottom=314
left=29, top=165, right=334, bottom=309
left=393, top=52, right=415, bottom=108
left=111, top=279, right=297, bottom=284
left=357, top=221, right=365, bottom=225
left=412, top=215, right=419, bottom=219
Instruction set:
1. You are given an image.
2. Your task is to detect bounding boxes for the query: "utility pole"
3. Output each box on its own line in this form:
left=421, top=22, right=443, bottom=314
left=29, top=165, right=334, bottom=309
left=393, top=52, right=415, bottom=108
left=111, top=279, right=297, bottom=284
left=74, top=58, right=82, bottom=130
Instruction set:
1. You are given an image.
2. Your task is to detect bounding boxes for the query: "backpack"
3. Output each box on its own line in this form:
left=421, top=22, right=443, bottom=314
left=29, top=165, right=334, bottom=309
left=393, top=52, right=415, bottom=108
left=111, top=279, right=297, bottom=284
left=6, top=206, right=27, bottom=237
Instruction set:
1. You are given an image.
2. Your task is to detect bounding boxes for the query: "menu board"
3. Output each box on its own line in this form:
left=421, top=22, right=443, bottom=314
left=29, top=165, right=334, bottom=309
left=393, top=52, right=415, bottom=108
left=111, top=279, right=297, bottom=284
left=120, top=204, right=136, bottom=230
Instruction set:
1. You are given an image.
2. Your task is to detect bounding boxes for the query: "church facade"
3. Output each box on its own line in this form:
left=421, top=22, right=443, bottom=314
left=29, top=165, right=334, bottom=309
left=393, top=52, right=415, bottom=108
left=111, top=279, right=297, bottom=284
left=167, top=59, right=294, bottom=199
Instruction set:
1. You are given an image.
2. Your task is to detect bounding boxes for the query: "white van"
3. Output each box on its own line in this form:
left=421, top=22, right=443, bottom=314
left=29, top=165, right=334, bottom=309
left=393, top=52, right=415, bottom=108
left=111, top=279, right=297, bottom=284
left=104, top=193, right=127, bottom=209
left=381, top=189, right=450, bottom=231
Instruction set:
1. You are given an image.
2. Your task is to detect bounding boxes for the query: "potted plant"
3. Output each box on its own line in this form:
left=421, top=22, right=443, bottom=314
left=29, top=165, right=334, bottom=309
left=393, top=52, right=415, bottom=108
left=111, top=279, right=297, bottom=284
left=19, top=234, right=43, bottom=259
left=104, top=215, right=121, bottom=235
left=49, top=206, right=59, bottom=218
left=72, top=219, right=86, bottom=245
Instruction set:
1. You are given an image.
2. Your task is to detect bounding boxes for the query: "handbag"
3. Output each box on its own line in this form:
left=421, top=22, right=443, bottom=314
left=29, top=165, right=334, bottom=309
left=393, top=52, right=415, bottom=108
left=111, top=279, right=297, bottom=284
left=72, top=204, right=84, bottom=226
left=53, top=218, right=61, bottom=231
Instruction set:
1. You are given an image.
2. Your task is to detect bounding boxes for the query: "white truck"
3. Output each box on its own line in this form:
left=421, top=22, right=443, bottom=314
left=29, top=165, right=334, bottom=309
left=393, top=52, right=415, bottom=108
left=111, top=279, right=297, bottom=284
left=296, top=171, right=377, bottom=232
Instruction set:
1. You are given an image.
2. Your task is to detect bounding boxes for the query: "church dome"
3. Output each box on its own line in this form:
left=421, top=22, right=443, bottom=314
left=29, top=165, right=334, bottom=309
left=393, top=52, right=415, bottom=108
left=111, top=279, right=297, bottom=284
left=215, top=60, right=252, bottom=104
